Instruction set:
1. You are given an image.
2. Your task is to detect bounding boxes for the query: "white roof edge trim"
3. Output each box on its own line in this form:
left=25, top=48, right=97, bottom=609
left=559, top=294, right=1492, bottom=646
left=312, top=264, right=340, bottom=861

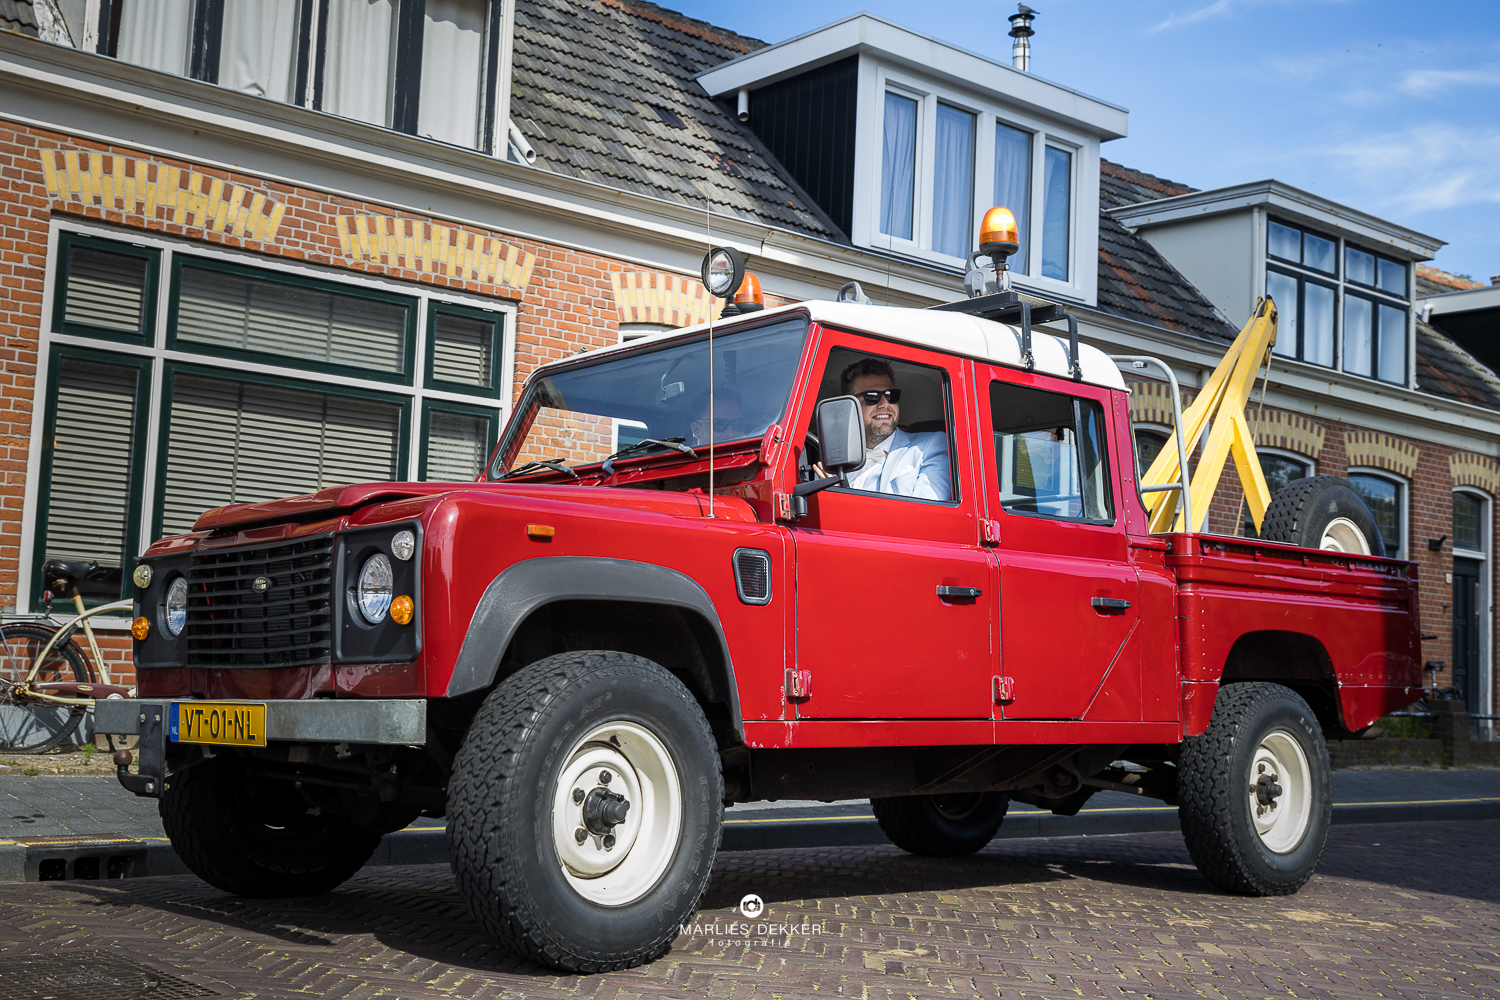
left=534, top=301, right=1126, bottom=391
left=1418, top=284, right=1500, bottom=316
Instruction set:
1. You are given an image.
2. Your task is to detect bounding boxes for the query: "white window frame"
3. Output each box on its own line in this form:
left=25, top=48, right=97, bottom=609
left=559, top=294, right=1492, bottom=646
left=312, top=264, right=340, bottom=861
left=1452, top=486, right=1493, bottom=733
left=1346, top=466, right=1409, bottom=560
left=22, top=217, right=518, bottom=620
left=861, top=63, right=1086, bottom=299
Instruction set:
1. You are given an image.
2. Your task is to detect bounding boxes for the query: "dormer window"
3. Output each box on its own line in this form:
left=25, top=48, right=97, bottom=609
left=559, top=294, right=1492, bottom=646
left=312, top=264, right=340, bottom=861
left=95, top=0, right=510, bottom=153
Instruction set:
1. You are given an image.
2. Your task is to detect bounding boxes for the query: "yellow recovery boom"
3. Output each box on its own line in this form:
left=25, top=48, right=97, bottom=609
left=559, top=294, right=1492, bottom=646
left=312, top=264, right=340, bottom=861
left=1139, top=297, right=1280, bottom=534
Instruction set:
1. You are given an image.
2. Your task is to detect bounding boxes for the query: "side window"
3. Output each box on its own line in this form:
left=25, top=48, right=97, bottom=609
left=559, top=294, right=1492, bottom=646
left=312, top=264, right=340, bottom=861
left=991, top=380, right=1112, bottom=521
left=810, top=348, right=955, bottom=503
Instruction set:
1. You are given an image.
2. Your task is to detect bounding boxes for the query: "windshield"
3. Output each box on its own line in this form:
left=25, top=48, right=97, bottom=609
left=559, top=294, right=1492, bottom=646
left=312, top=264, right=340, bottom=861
left=493, top=316, right=809, bottom=477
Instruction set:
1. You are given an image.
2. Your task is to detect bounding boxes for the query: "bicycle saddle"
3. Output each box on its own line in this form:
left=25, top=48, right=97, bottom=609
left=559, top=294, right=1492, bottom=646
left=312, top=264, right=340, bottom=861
left=43, top=558, right=99, bottom=582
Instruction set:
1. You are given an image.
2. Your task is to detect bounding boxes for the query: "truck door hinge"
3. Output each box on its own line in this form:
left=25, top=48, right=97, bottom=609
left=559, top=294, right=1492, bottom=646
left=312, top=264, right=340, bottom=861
left=774, top=492, right=807, bottom=521
left=993, top=675, right=1015, bottom=704
left=785, top=668, right=812, bottom=702
left=981, top=518, right=1001, bottom=545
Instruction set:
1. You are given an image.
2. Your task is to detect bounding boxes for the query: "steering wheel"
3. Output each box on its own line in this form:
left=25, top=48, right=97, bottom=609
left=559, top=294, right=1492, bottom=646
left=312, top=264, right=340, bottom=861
left=801, top=432, right=821, bottom=479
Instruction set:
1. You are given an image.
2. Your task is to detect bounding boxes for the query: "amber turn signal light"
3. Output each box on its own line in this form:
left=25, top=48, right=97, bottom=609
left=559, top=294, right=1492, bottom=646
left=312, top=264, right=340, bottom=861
left=979, top=206, right=1020, bottom=259
left=526, top=523, right=556, bottom=540
left=131, top=616, right=150, bottom=640
left=390, top=595, right=414, bottom=626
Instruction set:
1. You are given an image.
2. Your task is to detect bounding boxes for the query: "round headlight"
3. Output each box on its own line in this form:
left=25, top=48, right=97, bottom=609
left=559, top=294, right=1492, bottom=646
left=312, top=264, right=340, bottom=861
left=391, top=529, right=416, bottom=562
left=357, top=554, right=394, bottom=623
left=165, top=577, right=188, bottom=637
left=700, top=246, right=745, bottom=299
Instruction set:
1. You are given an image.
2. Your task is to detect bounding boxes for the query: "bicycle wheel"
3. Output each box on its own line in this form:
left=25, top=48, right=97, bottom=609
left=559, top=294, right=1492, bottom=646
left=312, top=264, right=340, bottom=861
left=0, top=624, right=89, bottom=753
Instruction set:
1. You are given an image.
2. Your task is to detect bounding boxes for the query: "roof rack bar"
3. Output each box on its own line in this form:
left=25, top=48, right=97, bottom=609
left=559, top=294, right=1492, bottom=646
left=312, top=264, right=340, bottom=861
left=1107, top=354, right=1192, bottom=534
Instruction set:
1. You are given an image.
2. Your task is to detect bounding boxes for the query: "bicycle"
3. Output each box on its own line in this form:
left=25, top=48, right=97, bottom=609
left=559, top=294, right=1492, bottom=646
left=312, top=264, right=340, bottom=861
left=0, top=560, right=135, bottom=754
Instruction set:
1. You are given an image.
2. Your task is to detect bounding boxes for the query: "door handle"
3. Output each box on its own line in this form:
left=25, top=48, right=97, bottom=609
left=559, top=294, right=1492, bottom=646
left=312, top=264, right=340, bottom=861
left=937, top=586, right=982, bottom=599
left=1091, top=597, right=1131, bottom=611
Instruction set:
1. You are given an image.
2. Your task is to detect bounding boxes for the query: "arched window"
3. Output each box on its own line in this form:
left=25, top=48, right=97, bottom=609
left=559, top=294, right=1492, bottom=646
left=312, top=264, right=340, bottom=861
left=1243, top=450, right=1312, bottom=537
left=1347, top=470, right=1405, bottom=559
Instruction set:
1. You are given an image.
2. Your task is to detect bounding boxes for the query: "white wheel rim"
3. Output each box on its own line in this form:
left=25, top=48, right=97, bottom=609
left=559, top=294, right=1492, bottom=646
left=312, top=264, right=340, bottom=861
left=1249, top=729, right=1313, bottom=854
left=1319, top=517, right=1371, bottom=554
left=551, top=721, right=682, bottom=906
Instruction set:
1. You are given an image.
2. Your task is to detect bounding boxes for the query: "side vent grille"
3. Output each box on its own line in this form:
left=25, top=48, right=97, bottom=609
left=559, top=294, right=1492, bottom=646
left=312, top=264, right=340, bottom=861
left=733, top=548, right=772, bottom=605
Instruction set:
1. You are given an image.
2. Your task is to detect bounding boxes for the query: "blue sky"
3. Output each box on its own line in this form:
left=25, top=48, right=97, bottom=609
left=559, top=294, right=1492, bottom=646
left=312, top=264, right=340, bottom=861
left=670, top=0, right=1500, bottom=284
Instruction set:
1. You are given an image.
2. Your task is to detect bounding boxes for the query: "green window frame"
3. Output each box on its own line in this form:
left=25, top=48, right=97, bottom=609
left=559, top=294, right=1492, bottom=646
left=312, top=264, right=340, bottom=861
left=165, top=254, right=419, bottom=385
left=419, top=399, right=501, bottom=482
left=424, top=301, right=506, bottom=397
left=32, top=345, right=153, bottom=610
left=151, top=362, right=413, bottom=541
left=51, top=231, right=160, bottom=345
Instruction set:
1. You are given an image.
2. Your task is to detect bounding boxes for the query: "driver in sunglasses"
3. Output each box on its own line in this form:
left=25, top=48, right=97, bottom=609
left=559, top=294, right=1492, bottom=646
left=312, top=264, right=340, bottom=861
left=689, top=388, right=745, bottom=447
left=836, top=357, right=950, bottom=501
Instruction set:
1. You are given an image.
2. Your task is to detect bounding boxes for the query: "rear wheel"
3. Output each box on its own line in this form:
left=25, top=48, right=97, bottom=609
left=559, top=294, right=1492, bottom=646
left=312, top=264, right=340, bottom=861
left=447, top=651, right=722, bottom=973
left=872, top=791, right=1009, bottom=856
left=0, top=624, right=88, bottom=754
left=1259, top=476, right=1382, bottom=554
left=1178, top=682, right=1331, bottom=895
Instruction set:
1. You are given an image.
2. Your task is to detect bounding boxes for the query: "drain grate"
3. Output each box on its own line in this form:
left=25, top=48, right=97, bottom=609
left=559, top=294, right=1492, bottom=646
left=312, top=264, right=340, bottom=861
left=0, top=951, right=217, bottom=999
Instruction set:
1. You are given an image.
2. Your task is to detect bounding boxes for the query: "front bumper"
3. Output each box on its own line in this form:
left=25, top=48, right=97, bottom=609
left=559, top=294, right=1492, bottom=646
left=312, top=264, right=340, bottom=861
left=95, top=698, right=427, bottom=798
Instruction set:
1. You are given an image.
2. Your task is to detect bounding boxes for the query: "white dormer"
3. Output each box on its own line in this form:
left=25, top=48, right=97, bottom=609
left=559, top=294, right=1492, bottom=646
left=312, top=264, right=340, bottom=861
left=697, top=13, right=1127, bottom=306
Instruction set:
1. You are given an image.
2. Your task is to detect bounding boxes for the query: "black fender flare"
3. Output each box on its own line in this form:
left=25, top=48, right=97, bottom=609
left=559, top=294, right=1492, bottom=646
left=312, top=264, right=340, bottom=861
left=445, top=556, right=742, bottom=736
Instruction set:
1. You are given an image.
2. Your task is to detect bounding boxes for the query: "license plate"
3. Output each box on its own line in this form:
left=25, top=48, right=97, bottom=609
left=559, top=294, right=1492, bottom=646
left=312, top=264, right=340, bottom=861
left=170, top=702, right=267, bottom=747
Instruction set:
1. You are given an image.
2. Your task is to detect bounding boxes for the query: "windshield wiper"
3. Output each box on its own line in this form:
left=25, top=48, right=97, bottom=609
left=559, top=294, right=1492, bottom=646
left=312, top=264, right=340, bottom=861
left=600, top=437, right=698, bottom=477
left=499, top=459, right=580, bottom=481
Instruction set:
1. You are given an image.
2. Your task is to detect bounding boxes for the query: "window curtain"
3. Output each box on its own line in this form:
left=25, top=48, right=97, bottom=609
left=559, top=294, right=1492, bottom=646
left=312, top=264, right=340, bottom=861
left=425, top=409, right=490, bottom=481
left=1303, top=282, right=1334, bottom=367
left=161, top=375, right=401, bottom=536
left=321, top=0, right=399, bottom=127
left=1041, top=146, right=1071, bottom=281
left=1377, top=304, right=1406, bottom=383
left=1266, top=270, right=1299, bottom=359
left=932, top=104, right=974, bottom=259
left=219, top=0, right=300, bottom=101
left=1344, top=296, right=1372, bottom=377
left=993, top=123, right=1030, bottom=274
left=115, top=0, right=193, bottom=76
left=880, top=92, right=917, bottom=240
left=417, top=0, right=488, bottom=148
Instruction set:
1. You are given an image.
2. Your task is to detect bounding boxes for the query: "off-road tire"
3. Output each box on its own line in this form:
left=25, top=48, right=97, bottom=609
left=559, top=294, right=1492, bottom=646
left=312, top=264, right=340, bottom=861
left=872, top=792, right=1009, bottom=856
left=160, top=753, right=382, bottom=897
left=1259, top=476, right=1383, bottom=554
left=447, top=651, right=722, bottom=973
left=1178, top=682, right=1331, bottom=895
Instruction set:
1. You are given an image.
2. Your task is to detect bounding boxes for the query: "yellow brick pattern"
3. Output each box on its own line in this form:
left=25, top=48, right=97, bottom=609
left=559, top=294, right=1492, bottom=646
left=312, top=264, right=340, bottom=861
left=1251, top=410, right=1325, bottom=459
left=335, top=214, right=536, bottom=294
left=1345, top=431, right=1420, bottom=479
left=611, top=270, right=723, bottom=327
left=39, top=149, right=285, bottom=242
left=1450, top=452, right=1500, bottom=494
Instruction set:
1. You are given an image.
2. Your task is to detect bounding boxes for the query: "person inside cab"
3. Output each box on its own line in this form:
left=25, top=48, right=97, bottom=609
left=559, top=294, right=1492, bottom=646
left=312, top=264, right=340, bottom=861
left=688, top=388, right=745, bottom=447
left=838, top=358, right=951, bottom=501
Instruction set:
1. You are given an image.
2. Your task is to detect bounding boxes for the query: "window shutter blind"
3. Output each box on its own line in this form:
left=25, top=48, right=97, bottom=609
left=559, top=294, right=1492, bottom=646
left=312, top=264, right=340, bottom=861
left=176, top=265, right=409, bottom=374
left=45, top=359, right=138, bottom=573
left=425, top=410, right=490, bottom=481
left=64, top=247, right=149, bottom=334
left=431, top=311, right=493, bottom=385
left=162, top=374, right=402, bottom=535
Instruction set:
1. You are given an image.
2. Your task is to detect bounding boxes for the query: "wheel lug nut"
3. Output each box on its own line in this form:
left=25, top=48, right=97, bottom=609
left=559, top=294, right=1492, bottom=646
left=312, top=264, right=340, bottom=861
left=1257, top=763, right=1265, bottom=774
left=572, top=788, right=584, bottom=804
left=599, top=770, right=612, bottom=784
left=574, top=827, right=587, bottom=844
left=603, top=834, right=616, bottom=850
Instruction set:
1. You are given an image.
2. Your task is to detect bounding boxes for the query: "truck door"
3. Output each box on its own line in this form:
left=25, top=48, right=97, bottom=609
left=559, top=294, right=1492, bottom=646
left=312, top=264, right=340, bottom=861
left=980, top=368, right=1140, bottom=720
left=789, top=336, right=994, bottom=719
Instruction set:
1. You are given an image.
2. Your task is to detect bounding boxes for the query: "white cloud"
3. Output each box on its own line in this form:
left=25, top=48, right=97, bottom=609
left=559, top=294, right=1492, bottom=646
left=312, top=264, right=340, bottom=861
left=1400, top=65, right=1500, bottom=95
left=1322, top=124, right=1500, bottom=213
left=1152, top=0, right=1232, bottom=32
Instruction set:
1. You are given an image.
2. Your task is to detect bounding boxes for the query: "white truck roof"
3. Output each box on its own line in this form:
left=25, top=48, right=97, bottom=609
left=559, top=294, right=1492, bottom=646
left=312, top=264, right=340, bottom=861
left=561, top=300, right=1126, bottom=391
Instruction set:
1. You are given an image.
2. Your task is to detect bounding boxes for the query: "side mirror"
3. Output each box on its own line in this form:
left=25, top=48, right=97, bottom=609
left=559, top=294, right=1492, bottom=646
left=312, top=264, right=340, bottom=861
left=816, top=395, right=865, bottom=473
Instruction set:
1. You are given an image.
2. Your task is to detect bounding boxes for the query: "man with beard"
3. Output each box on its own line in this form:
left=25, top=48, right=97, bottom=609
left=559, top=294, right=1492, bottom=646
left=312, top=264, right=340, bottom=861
left=835, top=357, right=950, bottom=501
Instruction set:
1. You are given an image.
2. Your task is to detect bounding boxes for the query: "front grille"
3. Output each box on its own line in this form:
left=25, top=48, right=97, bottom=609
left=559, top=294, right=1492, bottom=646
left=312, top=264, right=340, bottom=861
left=186, top=535, right=334, bottom=668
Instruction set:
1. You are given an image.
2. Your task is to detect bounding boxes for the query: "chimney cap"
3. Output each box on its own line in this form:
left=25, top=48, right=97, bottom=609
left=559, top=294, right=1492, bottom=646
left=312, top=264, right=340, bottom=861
left=1491, top=273, right=1500, bottom=287
left=1009, top=4, right=1036, bottom=37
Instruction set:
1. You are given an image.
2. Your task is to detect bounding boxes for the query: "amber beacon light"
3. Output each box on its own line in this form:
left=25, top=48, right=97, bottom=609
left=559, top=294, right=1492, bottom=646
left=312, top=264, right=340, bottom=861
left=722, top=271, right=764, bottom=317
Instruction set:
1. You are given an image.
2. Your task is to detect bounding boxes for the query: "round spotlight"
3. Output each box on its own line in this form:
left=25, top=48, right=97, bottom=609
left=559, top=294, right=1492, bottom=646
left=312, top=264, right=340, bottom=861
left=391, top=529, right=416, bottom=562
left=357, top=554, right=395, bottom=624
left=700, top=246, right=746, bottom=300
left=132, top=564, right=152, bottom=589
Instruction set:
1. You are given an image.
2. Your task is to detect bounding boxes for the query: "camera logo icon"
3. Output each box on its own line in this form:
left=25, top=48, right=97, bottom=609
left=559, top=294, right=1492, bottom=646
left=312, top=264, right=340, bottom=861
left=738, top=893, right=765, bottom=918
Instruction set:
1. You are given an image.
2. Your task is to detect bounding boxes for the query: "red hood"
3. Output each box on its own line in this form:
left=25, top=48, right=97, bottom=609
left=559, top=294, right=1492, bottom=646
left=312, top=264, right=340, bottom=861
left=192, top=481, right=757, bottom=533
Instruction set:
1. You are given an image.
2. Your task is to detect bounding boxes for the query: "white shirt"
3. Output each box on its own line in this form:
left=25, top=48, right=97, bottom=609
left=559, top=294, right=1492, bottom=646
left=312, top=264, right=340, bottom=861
left=846, top=429, right=951, bottom=501
left=847, top=436, right=892, bottom=492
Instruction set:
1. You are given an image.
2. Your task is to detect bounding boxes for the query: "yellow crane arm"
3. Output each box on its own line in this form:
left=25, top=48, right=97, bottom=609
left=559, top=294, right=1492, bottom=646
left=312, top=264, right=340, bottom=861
left=1139, top=297, right=1279, bottom=534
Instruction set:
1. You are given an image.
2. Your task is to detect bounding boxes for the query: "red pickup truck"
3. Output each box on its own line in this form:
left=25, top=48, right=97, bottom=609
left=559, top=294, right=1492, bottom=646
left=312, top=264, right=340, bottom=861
left=99, top=292, right=1422, bottom=973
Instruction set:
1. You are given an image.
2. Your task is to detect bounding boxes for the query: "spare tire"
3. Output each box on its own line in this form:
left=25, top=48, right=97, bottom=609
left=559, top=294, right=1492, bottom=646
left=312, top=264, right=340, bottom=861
left=1258, top=476, right=1384, bottom=555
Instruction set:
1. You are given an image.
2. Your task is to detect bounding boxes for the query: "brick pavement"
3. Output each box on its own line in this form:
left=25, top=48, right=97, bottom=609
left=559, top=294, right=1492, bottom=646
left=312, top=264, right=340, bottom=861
left=0, top=820, right=1496, bottom=1000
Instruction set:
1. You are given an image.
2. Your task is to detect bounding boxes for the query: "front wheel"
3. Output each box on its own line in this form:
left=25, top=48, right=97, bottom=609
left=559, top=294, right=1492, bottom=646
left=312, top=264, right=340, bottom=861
left=1178, top=682, right=1331, bottom=895
left=872, top=791, right=1009, bottom=856
left=447, top=651, right=722, bottom=973
left=0, top=624, right=88, bottom=754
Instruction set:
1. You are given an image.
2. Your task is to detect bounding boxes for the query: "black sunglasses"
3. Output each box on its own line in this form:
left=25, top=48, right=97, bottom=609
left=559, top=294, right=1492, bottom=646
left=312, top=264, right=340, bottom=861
left=693, top=417, right=739, bottom=432
left=857, top=389, right=901, bottom=405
